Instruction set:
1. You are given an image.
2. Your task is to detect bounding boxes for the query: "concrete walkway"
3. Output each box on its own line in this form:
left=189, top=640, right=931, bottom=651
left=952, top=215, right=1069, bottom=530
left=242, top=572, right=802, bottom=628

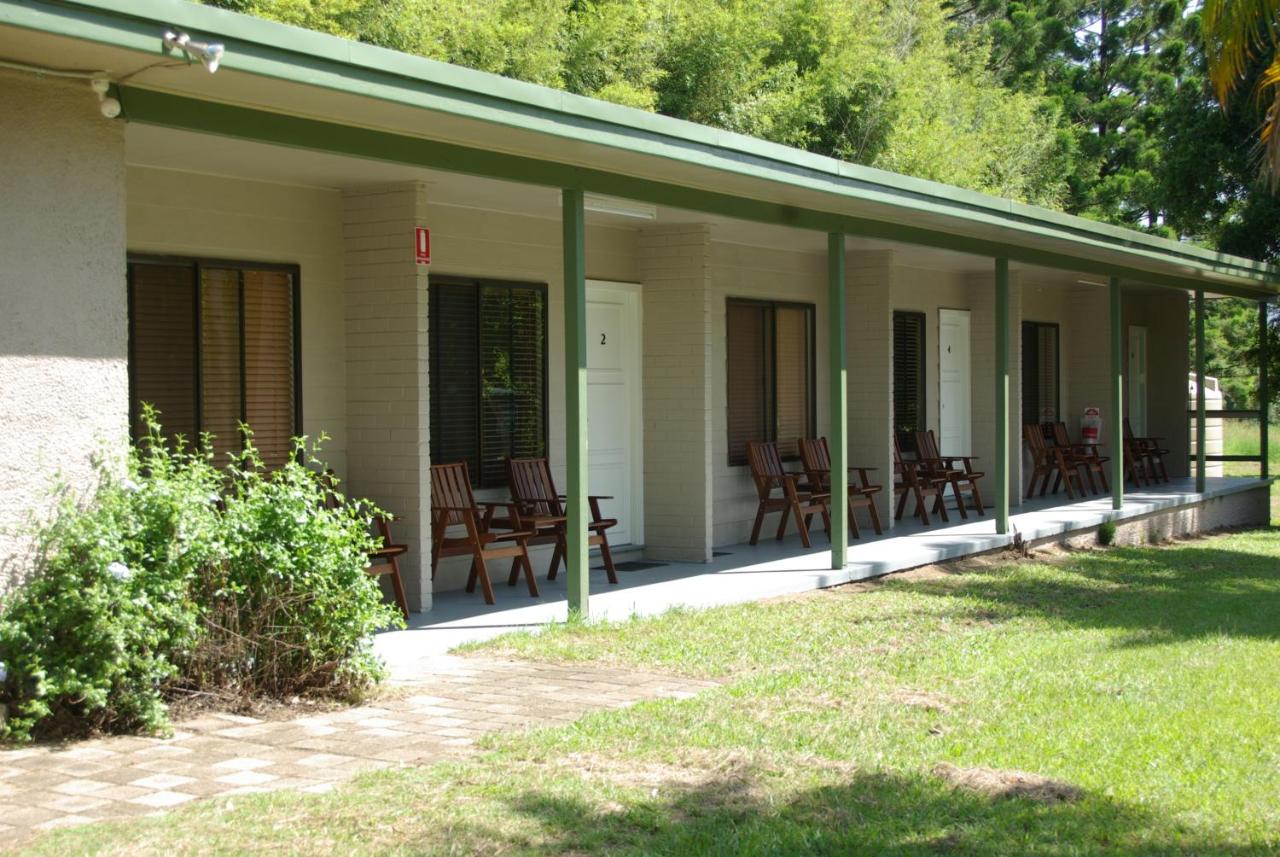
left=0, top=657, right=717, bottom=847
left=377, top=476, right=1270, bottom=678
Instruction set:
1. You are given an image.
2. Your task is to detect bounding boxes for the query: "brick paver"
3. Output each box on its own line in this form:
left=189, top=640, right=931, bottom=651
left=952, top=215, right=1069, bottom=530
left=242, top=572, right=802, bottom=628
left=0, top=656, right=716, bottom=848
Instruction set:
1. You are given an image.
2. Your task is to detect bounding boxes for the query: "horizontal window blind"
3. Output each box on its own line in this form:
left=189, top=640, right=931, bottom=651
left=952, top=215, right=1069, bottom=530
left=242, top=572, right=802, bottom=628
left=128, top=257, right=299, bottom=467
left=1021, top=321, right=1060, bottom=427
left=893, top=311, right=926, bottom=453
left=726, top=299, right=814, bottom=466
left=430, top=278, right=547, bottom=488
left=129, top=263, right=197, bottom=445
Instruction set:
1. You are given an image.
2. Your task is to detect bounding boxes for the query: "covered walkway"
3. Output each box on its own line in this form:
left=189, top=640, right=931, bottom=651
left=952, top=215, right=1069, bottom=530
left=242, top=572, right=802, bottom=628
left=375, top=476, right=1273, bottom=678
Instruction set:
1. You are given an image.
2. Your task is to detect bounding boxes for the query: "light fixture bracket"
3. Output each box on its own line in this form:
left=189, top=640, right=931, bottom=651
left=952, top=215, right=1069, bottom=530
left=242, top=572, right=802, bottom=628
left=163, top=29, right=224, bottom=73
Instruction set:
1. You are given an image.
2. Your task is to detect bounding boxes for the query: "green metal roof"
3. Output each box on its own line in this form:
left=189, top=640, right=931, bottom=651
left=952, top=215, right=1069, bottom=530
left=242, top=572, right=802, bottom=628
left=2, top=0, right=1277, bottom=296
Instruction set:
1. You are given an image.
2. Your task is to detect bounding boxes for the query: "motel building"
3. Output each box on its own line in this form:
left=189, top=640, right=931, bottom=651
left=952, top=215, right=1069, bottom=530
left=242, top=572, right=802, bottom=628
left=1, top=0, right=1276, bottom=655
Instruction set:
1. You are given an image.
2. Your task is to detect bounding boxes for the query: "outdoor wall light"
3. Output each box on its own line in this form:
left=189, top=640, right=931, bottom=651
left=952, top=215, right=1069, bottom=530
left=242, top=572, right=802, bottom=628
left=163, top=30, right=224, bottom=73
left=90, top=77, right=121, bottom=118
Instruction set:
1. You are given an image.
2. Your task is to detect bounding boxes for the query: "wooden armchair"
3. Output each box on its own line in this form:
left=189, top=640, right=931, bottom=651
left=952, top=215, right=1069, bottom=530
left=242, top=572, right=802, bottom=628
left=892, top=435, right=950, bottom=525
left=1024, top=424, right=1084, bottom=499
left=915, top=429, right=985, bottom=517
left=320, top=469, right=410, bottom=620
left=1124, top=418, right=1170, bottom=484
left=1051, top=422, right=1110, bottom=495
left=798, top=436, right=883, bottom=538
left=430, top=461, right=539, bottom=604
left=747, top=441, right=830, bottom=547
left=505, top=457, right=619, bottom=585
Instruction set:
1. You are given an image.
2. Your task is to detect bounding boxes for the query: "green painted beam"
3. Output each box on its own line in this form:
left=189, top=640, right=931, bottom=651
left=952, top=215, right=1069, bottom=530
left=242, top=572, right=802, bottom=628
left=112, top=88, right=1276, bottom=299
left=1262, top=301, right=1270, bottom=480
left=995, top=258, right=1010, bottom=535
left=562, top=188, right=589, bottom=617
left=1110, top=277, right=1124, bottom=510
left=828, top=232, right=848, bottom=569
left=1196, top=290, right=1207, bottom=493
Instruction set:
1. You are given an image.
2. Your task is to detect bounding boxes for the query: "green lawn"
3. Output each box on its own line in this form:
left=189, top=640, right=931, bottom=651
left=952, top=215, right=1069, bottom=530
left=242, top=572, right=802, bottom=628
left=1219, top=419, right=1277, bottom=521
left=24, top=530, right=1280, bottom=855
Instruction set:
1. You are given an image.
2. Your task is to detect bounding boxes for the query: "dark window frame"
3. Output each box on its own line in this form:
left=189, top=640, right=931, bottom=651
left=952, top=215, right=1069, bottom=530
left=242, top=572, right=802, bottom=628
left=1021, top=320, right=1061, bottom=430
left=429, top=274, right=550, bottom=489
left=126, top=253, right=303, bottom=448
left=725, top=297, right=817, bottom=466
left=893, top=310, right=927, bottom=453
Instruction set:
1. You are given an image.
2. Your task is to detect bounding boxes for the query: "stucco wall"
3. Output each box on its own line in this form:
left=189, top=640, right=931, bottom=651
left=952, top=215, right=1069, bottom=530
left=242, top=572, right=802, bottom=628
left=126, top=166, right=348, bottom=472
left=0, top=73, right=128, bottom=592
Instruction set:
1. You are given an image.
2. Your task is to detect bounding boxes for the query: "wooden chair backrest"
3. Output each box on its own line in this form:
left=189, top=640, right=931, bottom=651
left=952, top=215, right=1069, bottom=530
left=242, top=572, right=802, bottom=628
left=915, top=429, right=942, bottom=462
left=798, top=437, right=830, bottom=474
left=892, top=434, right=906, bottom=468
left=431, top=461, right=477, bottom=526
left=1123, top=417, right=1135, bottom=440
left=1024, top=423, right=1048, bottom=456
left=746, top=441, right=786, bottom=500
left=507, top=457, right=563, bottom=517
left=1051, top=422, right=1072, bottom=448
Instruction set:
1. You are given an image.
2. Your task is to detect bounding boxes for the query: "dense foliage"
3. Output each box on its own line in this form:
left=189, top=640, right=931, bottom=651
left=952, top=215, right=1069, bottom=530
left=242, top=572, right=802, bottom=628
left=0, top=414, right=400, bottom=742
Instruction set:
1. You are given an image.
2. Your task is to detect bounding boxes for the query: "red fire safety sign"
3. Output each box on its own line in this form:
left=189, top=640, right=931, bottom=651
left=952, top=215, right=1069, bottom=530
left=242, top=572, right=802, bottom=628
left=415, top=227, right=431, bottom=265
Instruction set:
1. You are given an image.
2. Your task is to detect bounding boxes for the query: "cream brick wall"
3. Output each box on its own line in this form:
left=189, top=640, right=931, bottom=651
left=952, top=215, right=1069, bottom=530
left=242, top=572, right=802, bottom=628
left=343, top=184, right=433, bottom=610
left=1125, top=289, right=1190, bottom=477
left=966, top=268, right=1023, bottom=505
left=848, top=251, right=895, bottom=525
left=1065, top=284, right=1113, bottom=443
left=126, top=167, right=348, bottom=473
left=638, top=225, right=714, bottom=560
left=0, top=73, right=128, bottom=592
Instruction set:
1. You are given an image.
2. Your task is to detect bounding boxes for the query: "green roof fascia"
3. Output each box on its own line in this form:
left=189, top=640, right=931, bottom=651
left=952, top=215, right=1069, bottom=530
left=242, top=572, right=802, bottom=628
left=3, top=0, right=1277, bottom=293
left=117, top=87, right=1272, bottom=300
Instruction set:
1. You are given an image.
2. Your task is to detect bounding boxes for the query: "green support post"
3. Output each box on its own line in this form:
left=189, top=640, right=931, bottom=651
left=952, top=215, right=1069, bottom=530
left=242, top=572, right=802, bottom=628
left=562, top=188, right=589, bottom=617
left=1195, top=289, right=1206, bottom=493
left=828, top=232, right=848, bottom=569
left=995, top=257, right=1010, bottom=535
left=1110, top=277, right=1124, bottom=510
left=1261, top=300, right=1270, bottom=480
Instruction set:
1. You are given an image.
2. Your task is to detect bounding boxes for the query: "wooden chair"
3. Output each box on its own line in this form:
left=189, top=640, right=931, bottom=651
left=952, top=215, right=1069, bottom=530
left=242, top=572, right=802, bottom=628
left=366, top=518, right=411, bottom=620
left=1124, top=418, right=1170, bottom=484
left=505, top=457, right=619, bottom=585
left=430, top=461, right=538, bottom=604
left=915, top=429, right=985, bottom=517
left=798, top=437, right=883, bottom=538
left=747, top=440, right=831, bottom=547
left=1024, top=423, right=1084, bottom=499
left=320, top=469, right=410, bottom=620
left=1051, top=421, right=1110, bottom=495
left=892, top=435, right=950, bottom=525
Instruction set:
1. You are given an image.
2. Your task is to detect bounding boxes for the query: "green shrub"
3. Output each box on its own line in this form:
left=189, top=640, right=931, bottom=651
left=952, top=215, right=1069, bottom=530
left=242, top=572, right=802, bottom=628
left=0, top=412, right=401, bottom=742
left=1098, top=520, right=1117, bottom=547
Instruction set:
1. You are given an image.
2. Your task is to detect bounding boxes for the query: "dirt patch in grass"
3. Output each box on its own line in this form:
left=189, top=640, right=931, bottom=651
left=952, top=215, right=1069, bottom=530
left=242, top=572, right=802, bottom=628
left=931, top=762, right=1084, bottom=803
left=891, top=689, right=961, bottom=714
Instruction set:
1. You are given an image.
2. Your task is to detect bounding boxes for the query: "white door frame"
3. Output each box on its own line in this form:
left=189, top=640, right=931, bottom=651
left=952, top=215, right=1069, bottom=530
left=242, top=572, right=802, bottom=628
left=586, top=279, right=644, bottom=546
left=937, top=308, right=972, bottom=455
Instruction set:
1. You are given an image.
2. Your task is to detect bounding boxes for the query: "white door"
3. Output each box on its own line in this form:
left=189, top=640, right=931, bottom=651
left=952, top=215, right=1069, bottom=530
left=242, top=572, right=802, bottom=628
left=586, top=281, right=643, bottom=546
left=1128, top=325, right=1149, bottom=435
left=938, top=309, right=972, bottom=455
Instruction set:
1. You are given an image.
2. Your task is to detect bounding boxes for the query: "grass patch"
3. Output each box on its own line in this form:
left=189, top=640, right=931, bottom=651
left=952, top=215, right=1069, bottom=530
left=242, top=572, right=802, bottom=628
left=23, top=531, right=1280, bottom=855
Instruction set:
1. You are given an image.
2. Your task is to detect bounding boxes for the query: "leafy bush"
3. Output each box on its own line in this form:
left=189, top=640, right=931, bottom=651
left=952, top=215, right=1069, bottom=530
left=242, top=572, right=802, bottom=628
left=1098, top=520, right=1118, bottom=547
left=0, top=412, right=402, bottom=742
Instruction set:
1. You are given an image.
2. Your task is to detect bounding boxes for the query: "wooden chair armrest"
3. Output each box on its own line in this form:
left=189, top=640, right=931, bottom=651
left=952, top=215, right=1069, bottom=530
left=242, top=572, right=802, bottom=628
left=433, top=504, right=483, bottom=514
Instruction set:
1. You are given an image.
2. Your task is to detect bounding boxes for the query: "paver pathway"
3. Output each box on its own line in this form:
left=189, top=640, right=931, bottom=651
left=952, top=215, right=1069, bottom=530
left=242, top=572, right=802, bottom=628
left=0, top=656, right=717, bottom=848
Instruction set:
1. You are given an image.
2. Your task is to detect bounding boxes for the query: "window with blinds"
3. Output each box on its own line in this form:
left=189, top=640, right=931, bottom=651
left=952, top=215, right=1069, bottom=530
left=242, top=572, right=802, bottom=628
left=893, top=311, right=927, bottom=453
left=429, top=277, right=547, bottom=488
left=128, top=258, right=299, bottom=468
left=725, top=299, right=814, bottom=466
left=1021, top=321, right=1060, bottom=429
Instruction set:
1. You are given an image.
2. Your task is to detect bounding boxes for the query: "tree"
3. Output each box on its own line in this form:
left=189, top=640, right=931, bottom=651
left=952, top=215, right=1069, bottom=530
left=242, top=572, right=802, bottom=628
left=1202, top=0, right=1280, bottom=187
